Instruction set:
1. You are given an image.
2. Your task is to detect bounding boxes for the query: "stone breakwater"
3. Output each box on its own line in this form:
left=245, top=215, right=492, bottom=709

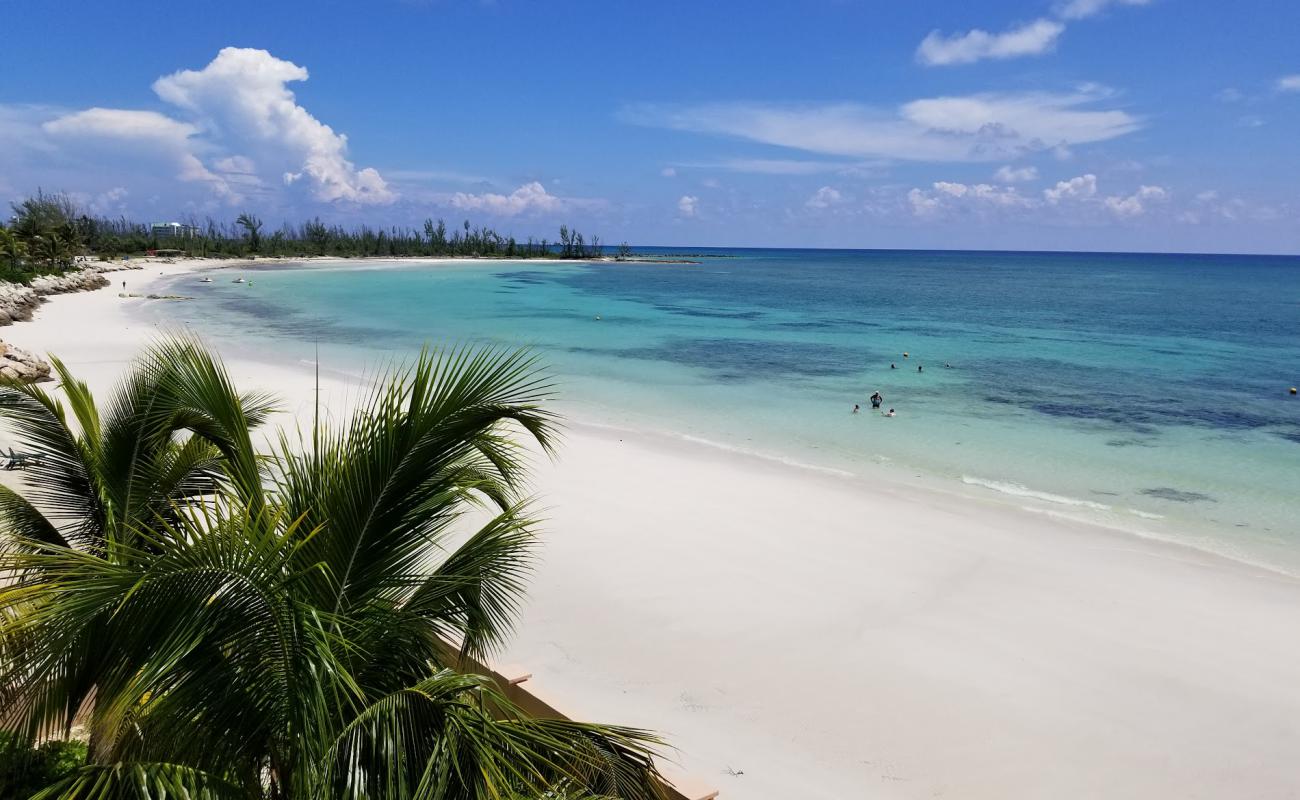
left=0, top=341, right=52, bottom=382
left=0, top=262, right=140, bottom=382
left=0, top=263, right=136, bottom=326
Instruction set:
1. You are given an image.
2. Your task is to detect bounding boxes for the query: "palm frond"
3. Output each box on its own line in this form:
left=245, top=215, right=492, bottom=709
left=275, top=346, right=554, bottom=617
left=0, top=378, right=104, bottom=549
left=403, top=505, right=539, bottom=662
left=0, top=485, right=69, bottom=550
left=325, top=670, right=664, bottom=800
left=30, top=761, right=247, bottom=800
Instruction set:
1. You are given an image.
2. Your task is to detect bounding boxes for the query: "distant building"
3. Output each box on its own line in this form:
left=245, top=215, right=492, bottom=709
left=151, top=222, right=199, bottom=240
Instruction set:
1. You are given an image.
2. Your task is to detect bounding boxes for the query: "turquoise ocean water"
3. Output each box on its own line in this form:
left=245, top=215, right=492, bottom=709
left=151, top=249, right=1300, bottom=571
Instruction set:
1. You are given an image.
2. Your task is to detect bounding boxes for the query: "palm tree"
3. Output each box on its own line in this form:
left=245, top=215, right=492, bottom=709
left=0, top=338, right=277, bottom=770
left=236, top=213, right=264, bottom=253
left=0, top=340, right=665, bottom=799
left=0, top=228, right=27, bottom=271
left=31, top=234, right=68, bottom=270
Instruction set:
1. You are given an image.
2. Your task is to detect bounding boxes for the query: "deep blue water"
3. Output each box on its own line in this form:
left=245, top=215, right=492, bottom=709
left=154, top=248, right=1300, bottom=570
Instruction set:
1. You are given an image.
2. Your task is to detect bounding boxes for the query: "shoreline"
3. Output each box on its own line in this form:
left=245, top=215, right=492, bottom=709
left=154, top=282, right=1296, bottom=582
left=140, top=296, right=1299, bottom=583
left=143, top=256, right=1300, bottom=578
left=2, top=258, right=1299, bottom=798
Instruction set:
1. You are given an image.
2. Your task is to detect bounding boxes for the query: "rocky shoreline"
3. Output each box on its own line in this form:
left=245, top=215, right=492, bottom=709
left=0, top=262, right=141, bottom=382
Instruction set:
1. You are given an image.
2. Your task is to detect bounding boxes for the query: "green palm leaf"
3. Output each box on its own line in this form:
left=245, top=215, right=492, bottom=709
left=30, top=761, right=247, bottom=800
left=0, top=339, right=665, bottom=800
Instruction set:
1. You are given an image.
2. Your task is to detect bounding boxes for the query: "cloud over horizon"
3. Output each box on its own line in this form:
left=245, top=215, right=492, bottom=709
left=17, top=48, right=395, bottom=212
left=622, top=87, right=1141, bottom=163
left=904, top=172, right=1171, bottom=222
left=447, top=181, right=598, bottom=217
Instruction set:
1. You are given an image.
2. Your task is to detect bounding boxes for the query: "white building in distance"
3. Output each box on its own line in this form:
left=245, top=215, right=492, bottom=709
left=151, top=222, right=199, bottom=240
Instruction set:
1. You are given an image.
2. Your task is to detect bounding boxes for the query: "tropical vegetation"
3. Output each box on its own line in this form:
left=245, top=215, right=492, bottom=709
left=0, top=339, right=665, bottom=799
left=0, top=734, right=86, bottom=798
left=1, top=191, right=608, bottom=277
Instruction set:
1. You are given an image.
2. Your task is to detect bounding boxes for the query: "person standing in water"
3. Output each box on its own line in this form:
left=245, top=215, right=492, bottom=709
left=917, top=364, right=923, bottom=373
left=870, top=391, right=883, bottom=410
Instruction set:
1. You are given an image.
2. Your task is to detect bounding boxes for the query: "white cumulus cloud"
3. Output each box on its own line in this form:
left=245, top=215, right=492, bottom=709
left=152, top=48, right=393, bottom=205
left=33, top=48, right=394, bottom=210
left=1104, top=184, right=1168, bottom=217
left=449, top=181, right=566, bottom=216
left=915, top=181, right=1033, bottom=212
left=1277, top=75, right=1300, bottom=92
left=677, top=195, right=699, bottom=217
left=1043, top=173, right=1098, bottom=203
left=904, top=174, right=1186, bottom=225
left=917, top=19, right=1065, bottom=66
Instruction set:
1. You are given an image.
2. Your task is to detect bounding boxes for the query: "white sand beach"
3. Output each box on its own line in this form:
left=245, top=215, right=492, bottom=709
left=3, top=260, right=1299, bottom=799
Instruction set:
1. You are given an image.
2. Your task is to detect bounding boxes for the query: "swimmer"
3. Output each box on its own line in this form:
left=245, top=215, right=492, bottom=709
left=853, top=404, right=860, bottom=414
left=890, top=363, right=897, bottom=369
left=884, top=408, right=896, bottom=417
left=917, top=364, right=923, bottom=372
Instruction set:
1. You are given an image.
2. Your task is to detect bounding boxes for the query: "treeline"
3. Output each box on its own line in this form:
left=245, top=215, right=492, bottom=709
left=1, top=191, right=626, bottom=278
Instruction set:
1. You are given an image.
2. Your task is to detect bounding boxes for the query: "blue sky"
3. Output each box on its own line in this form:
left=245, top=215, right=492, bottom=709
left=2, top=0, right=1298, bottom=253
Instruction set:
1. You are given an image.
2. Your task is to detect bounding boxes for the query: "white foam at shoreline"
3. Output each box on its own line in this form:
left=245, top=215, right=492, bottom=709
left=675, top=432, right=859, bottom=478
left=574, top=418, right=861, bottom=480
left=962, top=475, right=1113, bottom=511
left=570, top=420, right=1285, bottom=576
left=1128, top=508, right=1166, bottom=520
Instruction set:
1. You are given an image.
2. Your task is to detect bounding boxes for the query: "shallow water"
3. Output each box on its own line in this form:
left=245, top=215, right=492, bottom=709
left=153, top=248, right=1300, bottom=570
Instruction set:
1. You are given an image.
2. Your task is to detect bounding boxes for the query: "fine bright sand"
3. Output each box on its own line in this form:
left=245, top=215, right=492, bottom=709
left=2, top=258, right=1297, bottom=799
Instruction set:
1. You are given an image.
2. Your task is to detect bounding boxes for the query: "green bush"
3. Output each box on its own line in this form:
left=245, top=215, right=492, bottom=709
left=0, top=733, right=88, bottom=798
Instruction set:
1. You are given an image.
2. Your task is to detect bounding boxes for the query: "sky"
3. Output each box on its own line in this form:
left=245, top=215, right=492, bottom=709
left=2, top=0, right=1298, bottom=254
